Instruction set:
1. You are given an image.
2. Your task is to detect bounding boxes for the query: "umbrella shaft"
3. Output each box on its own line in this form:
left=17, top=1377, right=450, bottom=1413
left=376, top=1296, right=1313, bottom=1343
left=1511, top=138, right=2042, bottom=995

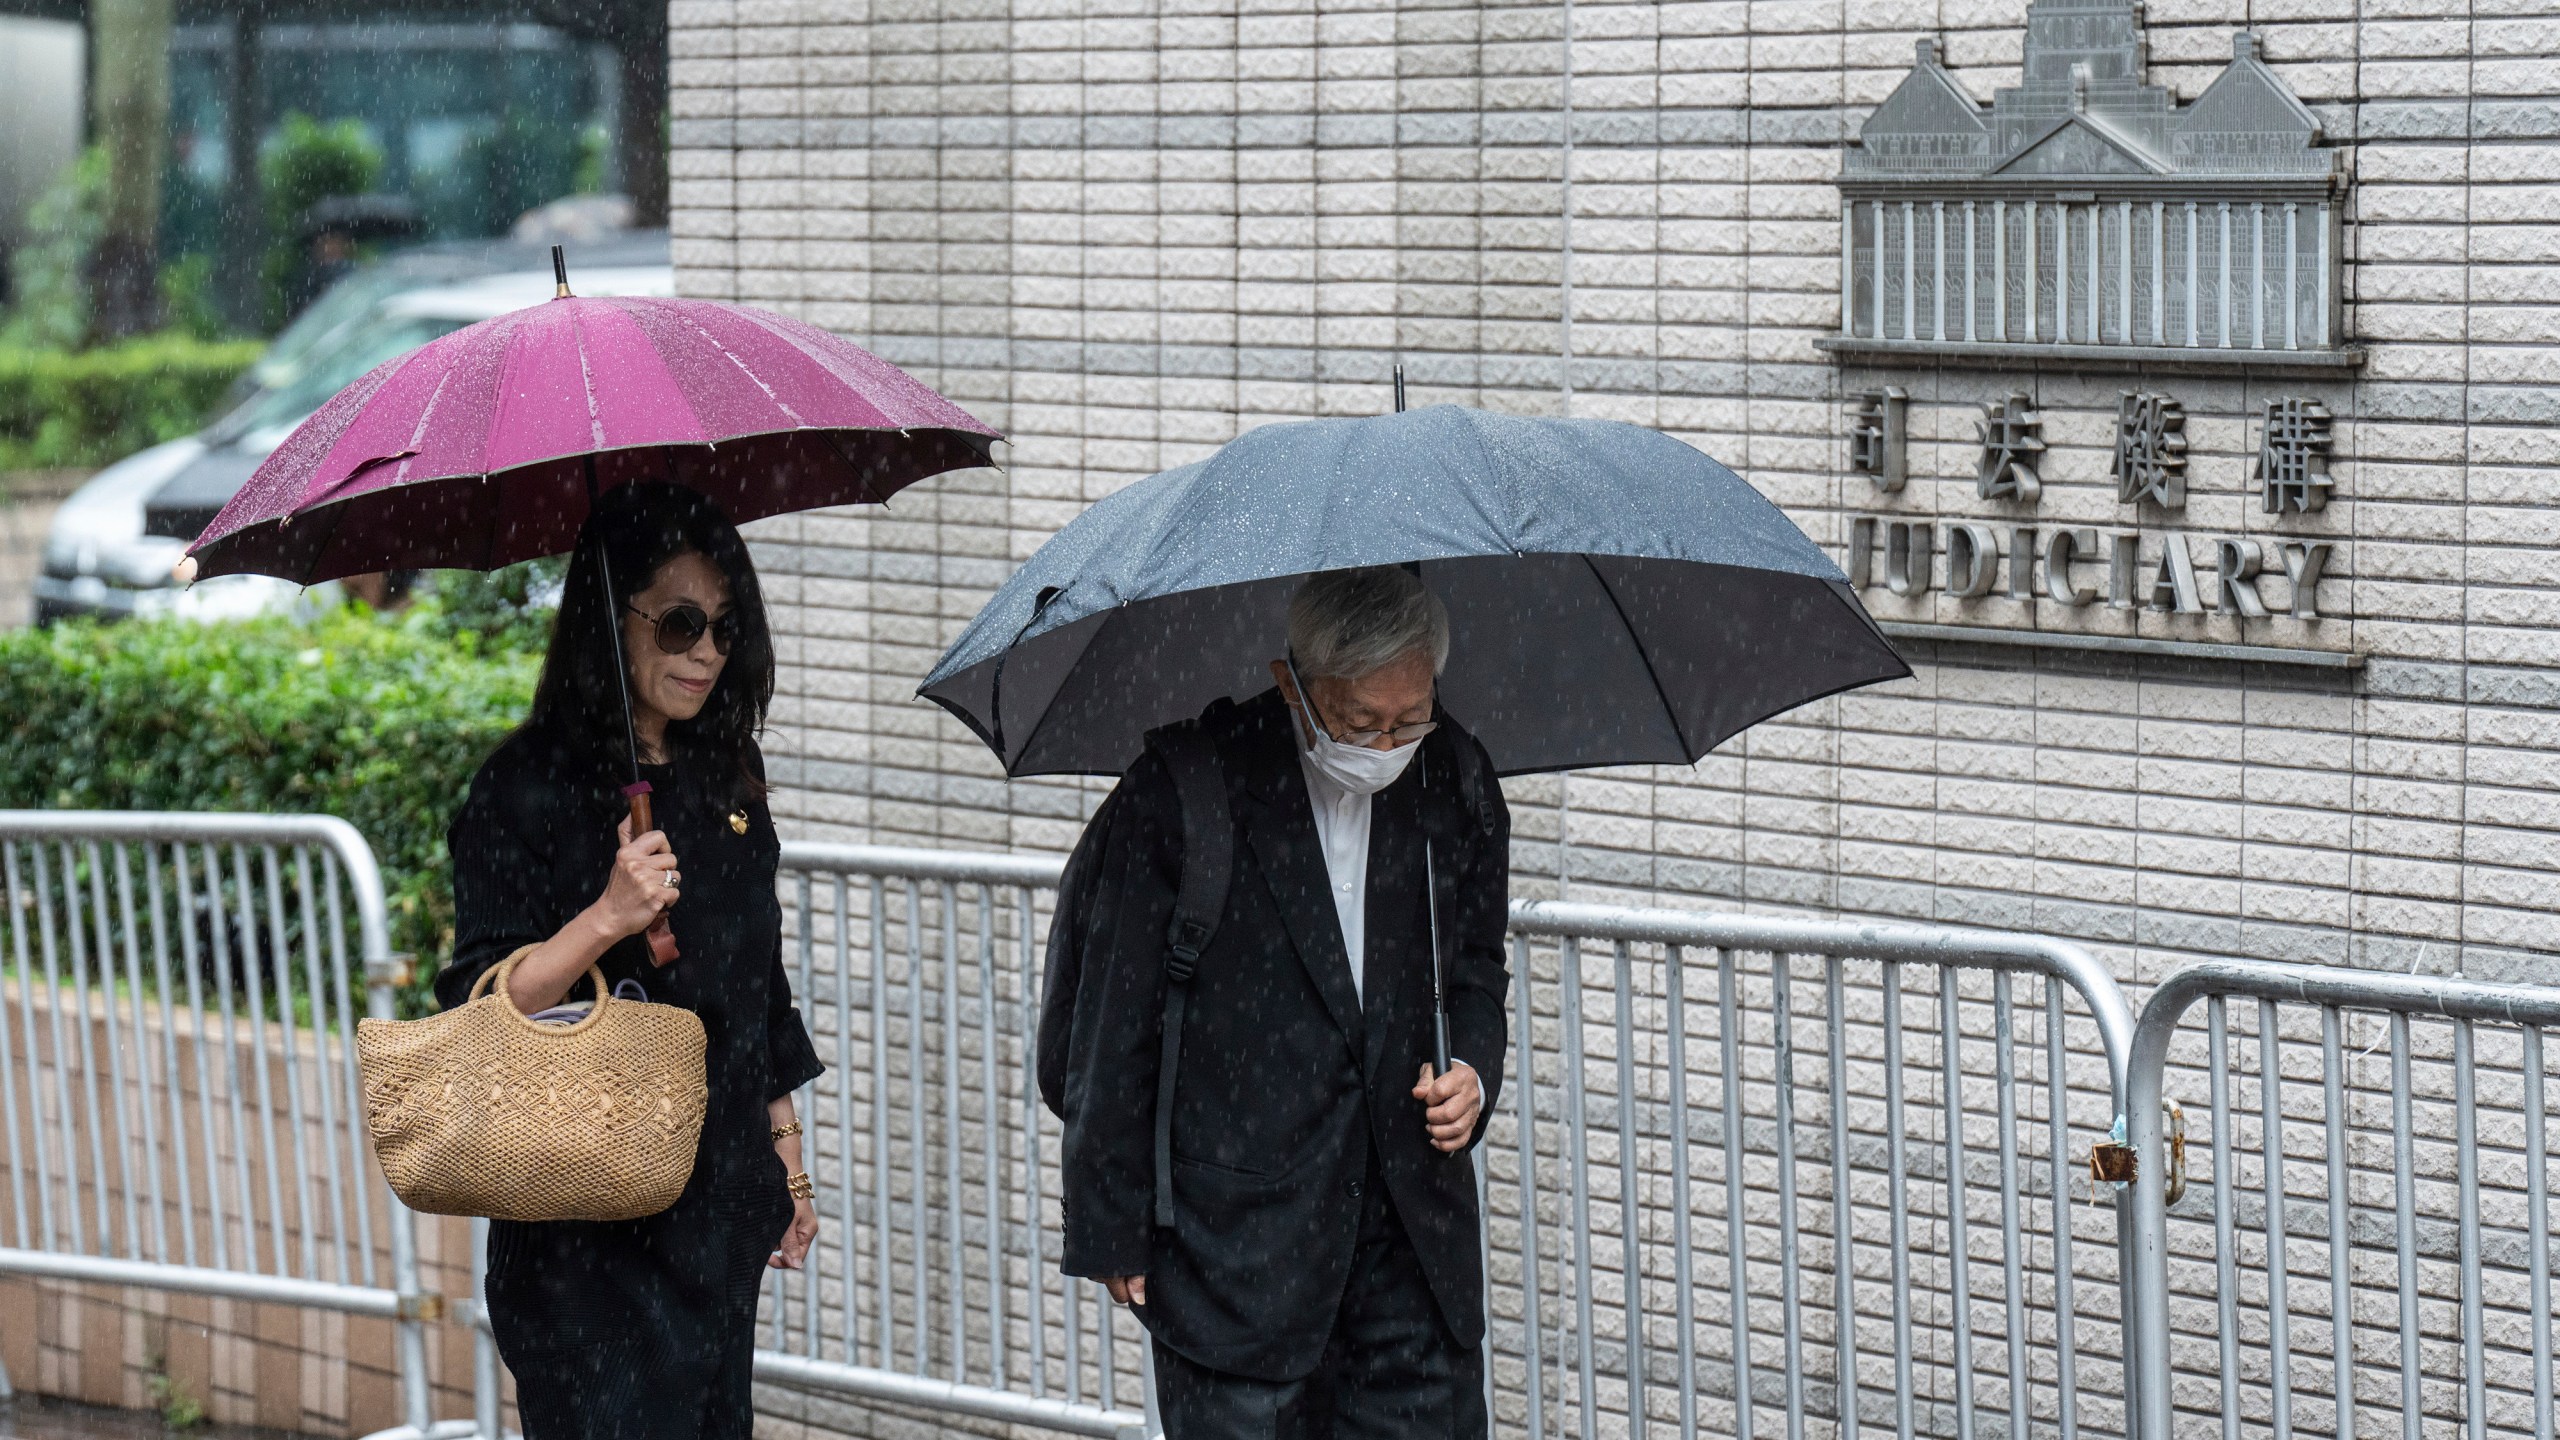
left=1426, top=838, right=1449, bottom=1073
left=584, top=456, right=680, bottom=968
left=585, top=459, right=647, bottom=789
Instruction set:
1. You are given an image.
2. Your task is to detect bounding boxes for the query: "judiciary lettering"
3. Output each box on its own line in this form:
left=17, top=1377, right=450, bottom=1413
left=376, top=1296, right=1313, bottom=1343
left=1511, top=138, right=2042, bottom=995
left=1842, top=388, right=2345, bottom=633
left=2112, top=392, right=2188, bottom=510
left=2257, top=397, right=2334, bottom=514
left=1845, top=521, right=2331, bottom=620
left=1974, top=393, right=2045, bottom=503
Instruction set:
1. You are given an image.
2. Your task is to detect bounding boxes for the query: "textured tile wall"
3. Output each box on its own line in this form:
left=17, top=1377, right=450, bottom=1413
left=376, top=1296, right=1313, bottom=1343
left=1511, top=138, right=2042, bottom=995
left=672, top=0, right=2560, bottom=988
left=669, top=1, right=2560, bottom=1435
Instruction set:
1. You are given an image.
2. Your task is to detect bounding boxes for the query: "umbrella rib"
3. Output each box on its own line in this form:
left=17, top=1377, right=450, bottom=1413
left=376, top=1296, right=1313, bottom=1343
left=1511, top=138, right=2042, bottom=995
left=1579, top=552, right=1693, bottom=761
left=571, top=306, right=607, bottom=449
left=666, top=304, right=808, bottom=429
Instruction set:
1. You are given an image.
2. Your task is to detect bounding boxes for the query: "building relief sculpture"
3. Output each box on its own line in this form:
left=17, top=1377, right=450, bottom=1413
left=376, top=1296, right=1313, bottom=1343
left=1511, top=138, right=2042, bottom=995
left=1823, top=0, right=2353, bottom=368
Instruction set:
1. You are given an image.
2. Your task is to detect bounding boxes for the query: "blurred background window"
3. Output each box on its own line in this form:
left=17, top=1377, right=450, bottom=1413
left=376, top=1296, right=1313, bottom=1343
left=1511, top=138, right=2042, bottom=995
left=0, top=0, right=670, bottom=629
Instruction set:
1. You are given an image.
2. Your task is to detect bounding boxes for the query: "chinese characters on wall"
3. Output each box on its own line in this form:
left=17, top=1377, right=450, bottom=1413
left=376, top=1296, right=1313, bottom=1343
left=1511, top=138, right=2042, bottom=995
left=2112, top=392, right=2187, bottom=510
left=2257, top=397, right=2334, bottom=513
left=1843, top=386, right=2339, bottom=623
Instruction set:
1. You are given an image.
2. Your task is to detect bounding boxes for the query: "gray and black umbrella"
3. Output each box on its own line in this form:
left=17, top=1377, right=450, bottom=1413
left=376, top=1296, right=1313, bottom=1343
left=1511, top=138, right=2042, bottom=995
left=921, top=404, right=1911, bottom=777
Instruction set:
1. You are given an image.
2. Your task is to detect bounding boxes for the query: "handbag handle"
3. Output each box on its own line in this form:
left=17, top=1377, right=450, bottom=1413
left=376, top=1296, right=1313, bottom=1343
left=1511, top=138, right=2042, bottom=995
left=467, top=946, right=617, bottom=1038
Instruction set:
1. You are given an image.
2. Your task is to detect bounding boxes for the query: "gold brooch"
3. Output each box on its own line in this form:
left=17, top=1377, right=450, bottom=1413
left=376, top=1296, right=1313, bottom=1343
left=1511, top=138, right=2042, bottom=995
left=728, top=810, right=749, bottom=835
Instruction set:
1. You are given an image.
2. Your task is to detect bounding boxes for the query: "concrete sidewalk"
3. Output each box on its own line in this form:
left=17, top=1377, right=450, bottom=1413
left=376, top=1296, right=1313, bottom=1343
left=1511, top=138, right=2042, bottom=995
left=0, top=1395, right=294, bottom=1440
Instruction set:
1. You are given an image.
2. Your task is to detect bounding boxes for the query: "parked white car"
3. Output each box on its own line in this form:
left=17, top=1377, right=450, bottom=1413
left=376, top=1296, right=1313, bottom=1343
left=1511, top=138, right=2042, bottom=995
left=36, top=233, right=672, bottom=624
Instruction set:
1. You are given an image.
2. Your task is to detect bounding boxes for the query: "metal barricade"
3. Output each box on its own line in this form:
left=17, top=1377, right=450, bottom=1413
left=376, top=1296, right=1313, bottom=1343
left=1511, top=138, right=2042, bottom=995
left=0, top=811, right=440, bottom=1437
left=16, top=812, right=2543, bottom=1440
left=1496, top=903, right=2136, bottom=1440
left=758, top=842, right=1145, bottom=1437
left=2124, top=961, right=2560, bottom=1440
left=745, top=841, right=2143, bottom=1440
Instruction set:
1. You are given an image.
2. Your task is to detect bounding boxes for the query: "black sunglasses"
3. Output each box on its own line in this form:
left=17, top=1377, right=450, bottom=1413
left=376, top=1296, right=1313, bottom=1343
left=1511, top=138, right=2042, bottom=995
left=625, top=602, right=742, bottom=656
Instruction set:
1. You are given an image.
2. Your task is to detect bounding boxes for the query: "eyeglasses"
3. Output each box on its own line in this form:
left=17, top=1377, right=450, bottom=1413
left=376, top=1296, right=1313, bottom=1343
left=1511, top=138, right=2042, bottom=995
left=1329, top=719, right=1438, bottom=747
left=1293, top=689, right=1437, bottom=748
left=625, top=602, right=742, bottom=656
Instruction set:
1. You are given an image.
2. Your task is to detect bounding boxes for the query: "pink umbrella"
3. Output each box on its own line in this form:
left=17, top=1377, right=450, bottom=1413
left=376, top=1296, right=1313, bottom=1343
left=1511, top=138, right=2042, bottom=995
left=186, top=254, right=1001, bottom=584
left=185, top=250, right=1002, bottom=967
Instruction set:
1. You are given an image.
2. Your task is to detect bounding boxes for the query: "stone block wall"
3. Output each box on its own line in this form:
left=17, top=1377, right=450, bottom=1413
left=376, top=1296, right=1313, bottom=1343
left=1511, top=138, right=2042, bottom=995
left=670, top=0, right=2560, bottom=988
left=662, top=0, right=2560, bottom=1434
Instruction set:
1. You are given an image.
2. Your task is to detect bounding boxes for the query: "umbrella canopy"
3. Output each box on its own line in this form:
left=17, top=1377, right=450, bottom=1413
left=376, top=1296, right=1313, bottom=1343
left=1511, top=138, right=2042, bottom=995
left=186, top=291, right=1001, bottom=583
left=921, top=404, right=1910, bottom=777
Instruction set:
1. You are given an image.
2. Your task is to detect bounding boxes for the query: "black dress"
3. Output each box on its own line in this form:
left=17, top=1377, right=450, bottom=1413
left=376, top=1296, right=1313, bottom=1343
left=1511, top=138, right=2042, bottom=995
left=437, top=725, right=826, bottom=1440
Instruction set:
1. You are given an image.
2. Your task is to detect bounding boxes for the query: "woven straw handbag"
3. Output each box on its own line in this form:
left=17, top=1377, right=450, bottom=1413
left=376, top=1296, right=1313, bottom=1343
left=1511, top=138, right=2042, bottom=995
left=357, top=948, right=710, bottom=1222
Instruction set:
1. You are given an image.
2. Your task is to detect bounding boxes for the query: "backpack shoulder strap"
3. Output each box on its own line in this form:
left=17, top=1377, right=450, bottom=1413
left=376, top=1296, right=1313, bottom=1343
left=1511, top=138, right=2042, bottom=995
left=1145, top=721, right=1231, bottom=1231
left=1153, top=725, right=1232, bottom=976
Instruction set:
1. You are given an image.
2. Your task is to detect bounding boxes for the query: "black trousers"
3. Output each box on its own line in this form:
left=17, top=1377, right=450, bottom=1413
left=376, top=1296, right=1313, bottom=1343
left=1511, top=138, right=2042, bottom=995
left=1151, top=1150, right=1487, bottom=1440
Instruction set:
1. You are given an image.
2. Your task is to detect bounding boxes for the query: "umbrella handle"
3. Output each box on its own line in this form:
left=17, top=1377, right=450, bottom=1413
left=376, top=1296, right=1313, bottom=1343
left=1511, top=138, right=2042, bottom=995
left=626, top=787, right=682, bottom=967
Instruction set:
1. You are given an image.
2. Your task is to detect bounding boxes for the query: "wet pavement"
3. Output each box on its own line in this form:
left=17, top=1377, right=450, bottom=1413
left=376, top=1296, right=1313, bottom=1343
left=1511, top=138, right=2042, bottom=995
left=0, top=1396, right=285, bottom=1440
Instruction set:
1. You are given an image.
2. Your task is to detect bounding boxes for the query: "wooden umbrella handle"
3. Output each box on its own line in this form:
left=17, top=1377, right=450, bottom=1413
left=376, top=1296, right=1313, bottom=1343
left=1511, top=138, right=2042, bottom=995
left=625, top=785, right=682, bottom=967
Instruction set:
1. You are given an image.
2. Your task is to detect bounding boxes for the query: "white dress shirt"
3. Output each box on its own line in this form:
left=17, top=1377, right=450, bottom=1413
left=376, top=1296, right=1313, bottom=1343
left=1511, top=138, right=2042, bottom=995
left=1295, top=751, right=1375, bottom=1005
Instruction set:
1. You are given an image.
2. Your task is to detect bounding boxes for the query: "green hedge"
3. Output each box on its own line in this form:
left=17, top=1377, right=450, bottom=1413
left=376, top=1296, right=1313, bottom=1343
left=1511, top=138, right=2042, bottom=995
left=0, top=334, right=264, bottom=473
left=0, top=602, right=544, bottom=1013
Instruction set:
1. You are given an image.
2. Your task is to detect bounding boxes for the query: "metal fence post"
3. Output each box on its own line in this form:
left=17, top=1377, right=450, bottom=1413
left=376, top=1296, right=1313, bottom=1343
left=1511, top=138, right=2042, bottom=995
left=338, top=819, right=437, bottom=1440
left=2120, top=958, right=2560, bottom=1440
left=2124, top=1006, right=2177, bottom=1440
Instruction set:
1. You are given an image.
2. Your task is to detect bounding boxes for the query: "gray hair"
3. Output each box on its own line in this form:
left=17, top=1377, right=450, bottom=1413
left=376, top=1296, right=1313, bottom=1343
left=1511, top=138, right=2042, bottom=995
left=1287, top=566, right=1450, bottom=681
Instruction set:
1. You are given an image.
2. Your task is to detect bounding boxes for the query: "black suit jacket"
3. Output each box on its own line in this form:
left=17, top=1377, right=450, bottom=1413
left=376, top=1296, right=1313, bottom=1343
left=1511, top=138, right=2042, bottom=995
left=1058, top=689, right=1512, bottom=1381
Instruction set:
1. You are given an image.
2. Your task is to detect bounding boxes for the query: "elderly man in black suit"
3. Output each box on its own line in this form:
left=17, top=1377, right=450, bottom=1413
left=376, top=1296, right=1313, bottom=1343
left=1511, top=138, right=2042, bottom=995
left=1056, top=565, right=1513, bottom=1439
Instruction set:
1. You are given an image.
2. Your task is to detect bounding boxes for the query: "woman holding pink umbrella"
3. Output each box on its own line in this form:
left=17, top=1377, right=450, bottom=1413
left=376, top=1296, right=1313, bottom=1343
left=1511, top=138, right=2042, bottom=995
left=433, top=481, right=820, bottom=1440
left=188, top=252, right=1001, bottom=1438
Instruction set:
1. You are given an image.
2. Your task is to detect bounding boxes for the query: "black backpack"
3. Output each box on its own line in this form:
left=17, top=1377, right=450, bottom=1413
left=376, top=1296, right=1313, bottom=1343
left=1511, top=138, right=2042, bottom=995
left=1035, top=701, right=1496, bottom=1232
left=1036, top=715, right=1231, bottom=1231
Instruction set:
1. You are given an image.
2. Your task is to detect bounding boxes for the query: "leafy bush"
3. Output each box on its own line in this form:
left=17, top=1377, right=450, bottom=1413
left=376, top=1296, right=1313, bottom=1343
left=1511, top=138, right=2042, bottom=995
left=158, top=254, right=232, bottom=343
left=0, top=600, right=544, bottom=1014
left=0, top=333, right=263, bottom=472
left=263, top=114, right=385, bottom=233
left=422, top=556, right=566, bottom=655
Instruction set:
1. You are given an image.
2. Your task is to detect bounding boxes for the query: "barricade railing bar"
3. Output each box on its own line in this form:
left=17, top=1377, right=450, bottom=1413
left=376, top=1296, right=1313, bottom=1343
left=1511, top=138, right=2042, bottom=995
left=7, top=817, right=2539, bottom=1440
left=2125, top=961, right=2560, bottom=1440
left=748, top=843, right=2145, bottom=1440
left=0, top=810, right=436, bottom=1438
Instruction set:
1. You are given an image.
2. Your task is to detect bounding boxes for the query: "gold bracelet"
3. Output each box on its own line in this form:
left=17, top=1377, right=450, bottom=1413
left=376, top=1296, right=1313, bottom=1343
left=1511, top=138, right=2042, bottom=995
left=786, top=1171, right=816, bottom=1201
left=770, top=1121, right=803, bottom=1141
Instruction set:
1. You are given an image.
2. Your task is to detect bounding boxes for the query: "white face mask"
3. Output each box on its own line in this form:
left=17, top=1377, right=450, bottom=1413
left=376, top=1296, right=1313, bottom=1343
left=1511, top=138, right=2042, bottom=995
left=1286, top=659, right=1424, bottom=796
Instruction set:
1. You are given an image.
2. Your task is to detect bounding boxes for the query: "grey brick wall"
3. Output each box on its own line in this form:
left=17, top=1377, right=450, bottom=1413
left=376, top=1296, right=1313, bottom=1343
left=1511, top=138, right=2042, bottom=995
left=667, top=0, right=2560, bottom=1434
left=672, top=0, right=2560, bottom=990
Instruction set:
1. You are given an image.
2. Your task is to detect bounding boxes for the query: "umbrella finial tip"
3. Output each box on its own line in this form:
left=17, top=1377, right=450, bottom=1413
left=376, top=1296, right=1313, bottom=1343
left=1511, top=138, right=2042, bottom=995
left=552, top=244, right=571, bottom=299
